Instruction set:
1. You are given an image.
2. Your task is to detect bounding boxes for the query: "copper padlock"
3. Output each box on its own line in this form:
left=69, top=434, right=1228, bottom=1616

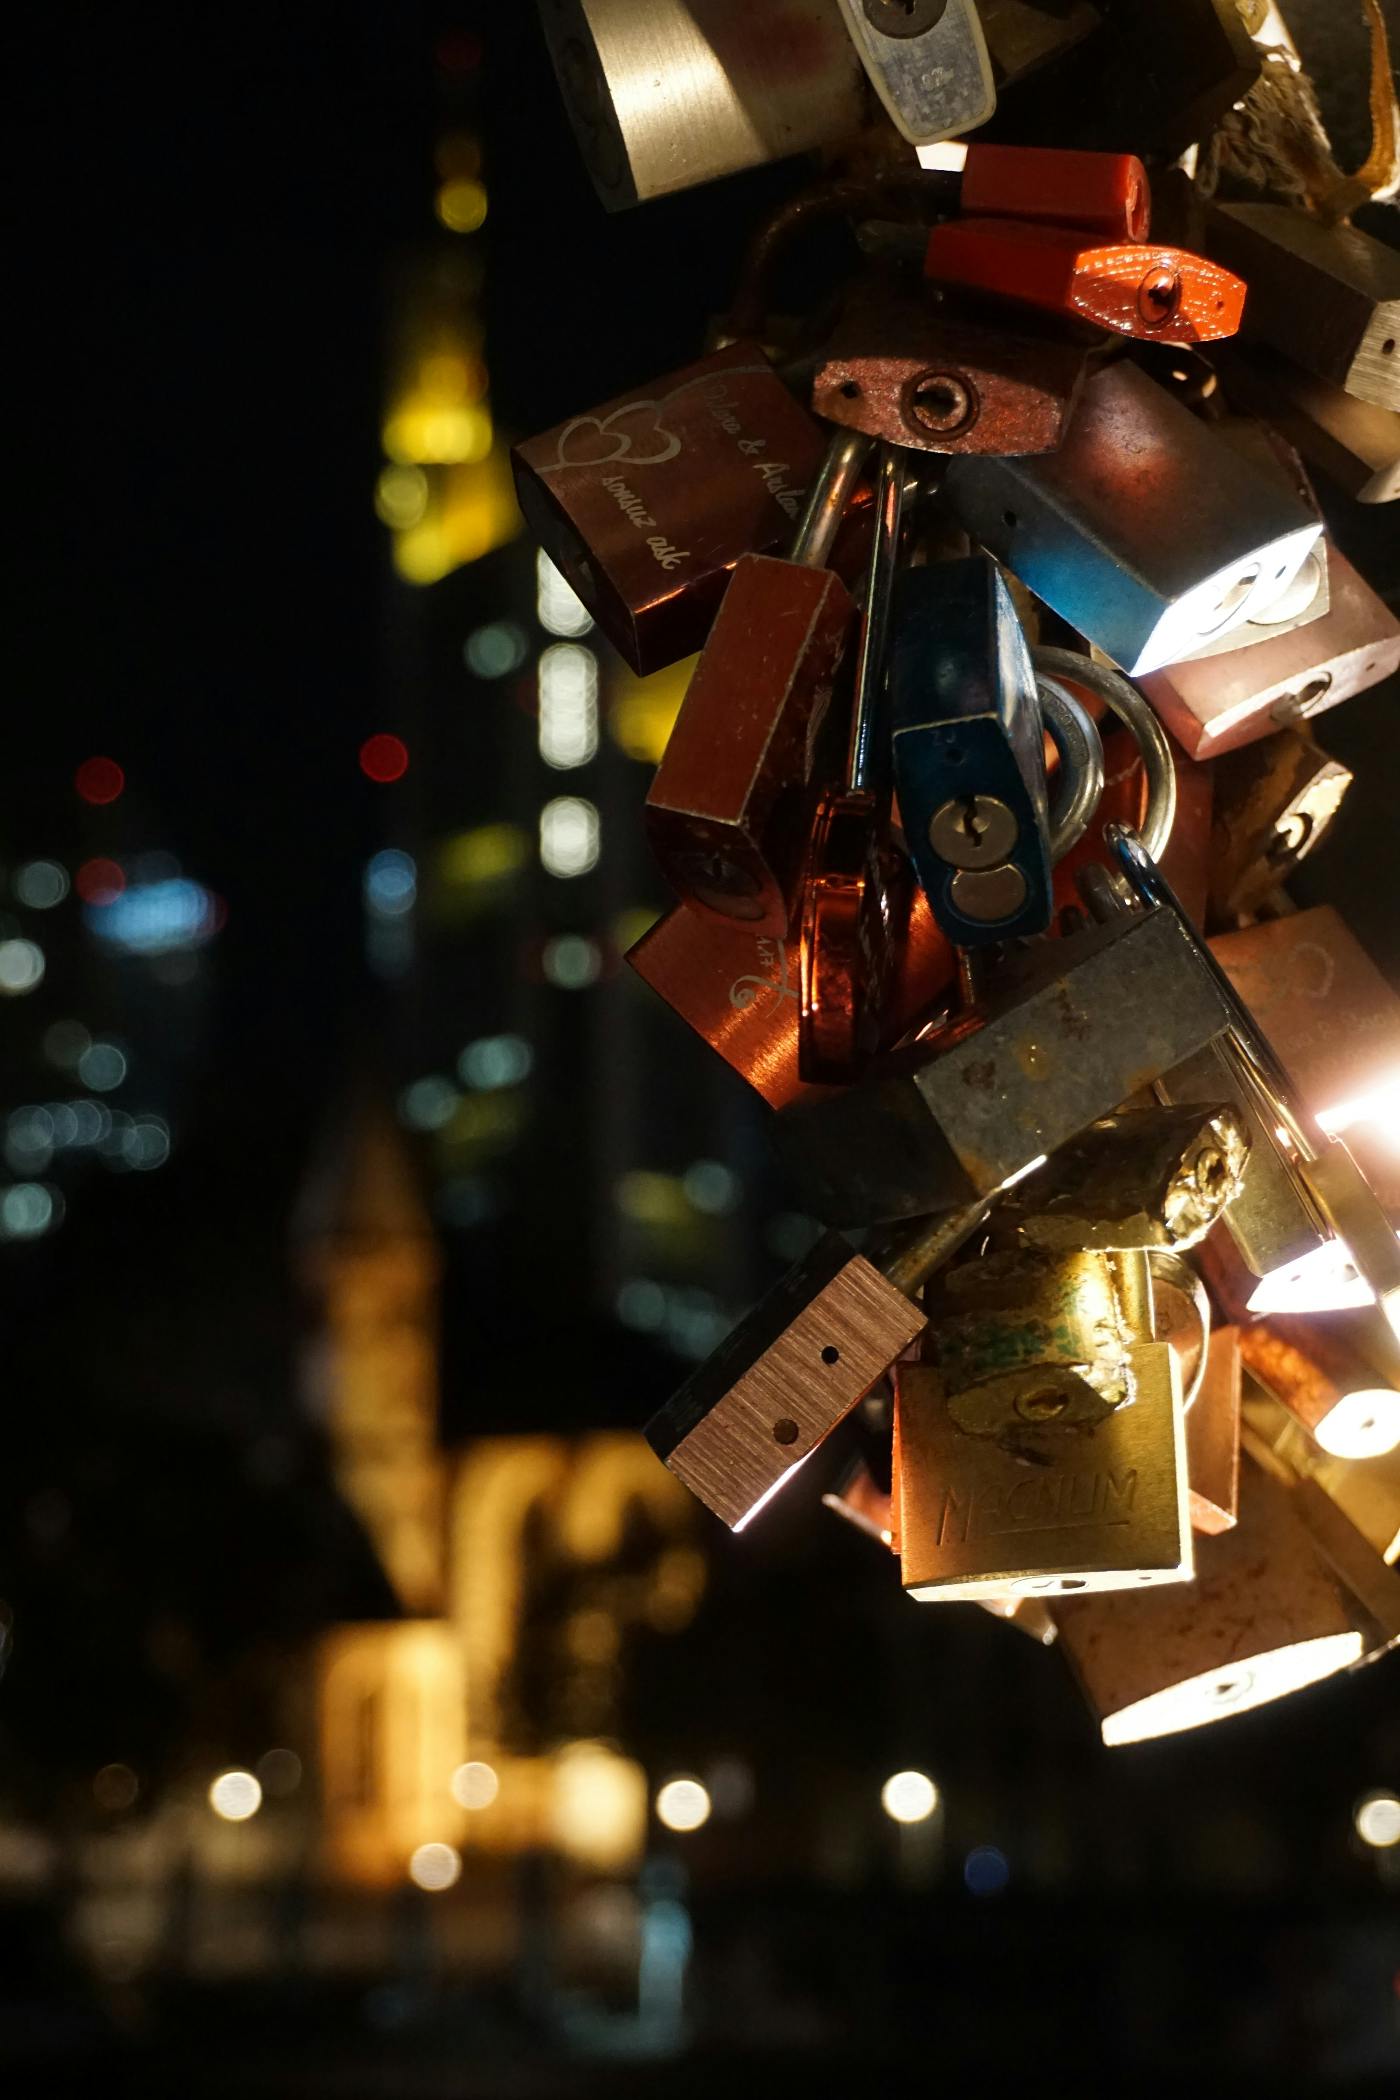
left=924, top=218, right=1246, bottom=344
left=1186, top=1324, right=1241, bottom=1538
left=646, top=430, right=867, bottom=934
left=1238, top=1313, right=1400, bottom=1465
left=512, top=341, right=829, bottom=674
left=811, top=278, right=1094, bottom=457
left=1053, top=1462, right=1364, bottom=1745
left=626, top=878, right=955, bottom=1112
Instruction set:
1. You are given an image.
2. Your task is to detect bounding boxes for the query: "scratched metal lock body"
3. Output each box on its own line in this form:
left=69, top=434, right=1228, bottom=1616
left=894, top=1341, right=1192, bottom=1602
left=512, top=340, right=828, bottom=674
left=1139, top=545, right=1400, bottom=760
left=888, top=555, right=1053, bottom=947
left=1208, top=732, right=1352, bottom=922
left=1206, top=204, right=1400, bottom=415
left=1053, top=1461, right=1364, bottom=1745
left=774, top=903, right=1231, bottom=1228
left=811, top=278, right=1094, bottom=457
left=835, top=0, right=995, bottom=145
left=940, top=360, right=1323, bottom=676
left=1001, top=1102, right=1250, bottom=1254
left=645, top=431, right=866, bottom=934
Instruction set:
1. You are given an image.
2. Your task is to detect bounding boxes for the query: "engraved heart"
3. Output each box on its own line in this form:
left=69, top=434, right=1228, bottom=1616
left=550, top=398, right=682, bottom=472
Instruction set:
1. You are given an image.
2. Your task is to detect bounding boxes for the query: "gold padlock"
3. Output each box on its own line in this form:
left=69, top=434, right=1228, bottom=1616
left=894, top=1335, right=1192, bottom=1603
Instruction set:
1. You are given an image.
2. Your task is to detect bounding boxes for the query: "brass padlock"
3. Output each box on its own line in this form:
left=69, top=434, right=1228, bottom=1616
left=1242, top=1387, right=1400, bottom=1567
left=512, top=341, right=829, bottom=674
left=1052, top=1461, right=1365, bottom=1745
left=646, top=1204, right=988, bottom=1533
left=1208, top=732, right=1353, bottom=922
left=1000, top=1103, right=1249, bottom=1255
left=1186, top=1324, right=1241, bottom=1538
left=775, top=902, right=1232, bottom=1228
left=894, top=1339, right=1193, bottom=1602
left=940, top=361, right=1323, bottom=676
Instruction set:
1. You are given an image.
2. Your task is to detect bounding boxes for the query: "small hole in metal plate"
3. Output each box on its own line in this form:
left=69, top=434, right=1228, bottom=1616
left=820, top=1345, right=840, bottom=1366
left=840, top=380, right=860, bottom=399
left=772, top=1417, right=800, bottom=1446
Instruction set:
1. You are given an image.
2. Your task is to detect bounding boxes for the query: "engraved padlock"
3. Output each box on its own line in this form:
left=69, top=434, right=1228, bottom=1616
left=894, top=1336, right=1193, bottom=1603
left=835, top=0, right=995, bottom=147
left=512, top=341, right=829, bottom=675
left=645, top=430, right=868, bottom=934
left=626, top=876, right=955, bottom=1112
left=940, top=361, right=1324, bottom=676
left=1053, top=1461, right=1365, bottom=1746
left=888, top=555, right=1054, bottom=946
left=924, top=218, right=1245, bottom=344
left=645, top=1202, right=990, bottom=1533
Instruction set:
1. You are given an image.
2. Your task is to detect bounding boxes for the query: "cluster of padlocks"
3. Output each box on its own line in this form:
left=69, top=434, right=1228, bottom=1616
left=514, top=2, right=1400, bottom=1744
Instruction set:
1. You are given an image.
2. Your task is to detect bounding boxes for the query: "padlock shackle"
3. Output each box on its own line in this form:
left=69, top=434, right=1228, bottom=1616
left=1035, top=648, right=1177, bottom=864
left=1036, top=674, right=1105, bottom=862
left=790, top=429, right=871, bottom=569
left=847, top=443, right=905, bottom=795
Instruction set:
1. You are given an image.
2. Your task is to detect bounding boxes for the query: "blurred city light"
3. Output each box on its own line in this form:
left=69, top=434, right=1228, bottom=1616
left=458, top=1034, right=531, bottom=1090
left=655, top=1777, right=712, bottom=1834
left=92, top=1763, right=140, bottom=1813
left=76, top=858, right=126, bottom=905
left=256, top=1749, right=303, bottom=1797
left=74, top=756, right=124, bottom=805
left=881, top=1771, right=939, bottom=1825
left=85, top=877, right=218, bottom=955
left=408, top=1842, right=462, bottom=1892
left=539, top=797, right=600, bottom=878
left=0, top=1184, right=58, bottom=1239
left=1355, top=1791, right=1400, bottom=1849
left=15, top=860, right=69, bottom=909
left=551, top=1743, right=648, bottom=1872
left=538, top=643, right=599, bottom=769
left=374, top=463, right=429, bottom=529
left=122, top=1117, right=171, bottom=1171
left=964, top=1846, right=1011, bottom=1896
left=360, top=734, right=410, bottom=784
left=0, top=939, right=45, bottom=994
left=536, top=550, right=593, bottom=638
left=364, top=849, right=417, bottom=918
left=450, top=1760, right=499, bottom=1810
left=541, top=934, right=601, bottom=988
left=399, top=1076, right=460, bottom=1131
left=437, top=822, right=529, bottom=905
left=208, top=1770, right=262, bottom=1822
left=77, top=1042, right=127, bottom=1092
left=464, top=621, right=528, bottom=678
left=683, top=1159, right=741, bottom=1216
left=435, top=177, right=488, bottom=233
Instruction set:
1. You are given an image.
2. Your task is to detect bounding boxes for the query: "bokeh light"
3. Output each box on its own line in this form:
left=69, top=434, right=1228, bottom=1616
left=0, top=941, right=46, bottom=995
left=655, top=1776, right=711, bottom=1834
left=75, top=756, right=124, bottom=805
left=15, top=861, right=69, bottom=909
left=458, top=1035, right=531, bottom=1090
left=450, top=1761, right=500, bottom=1811
left=1355, top=1791, right=1400, bottom=1849
left=541, top=934, right=601, bottom=988
left=964, top=1846, right=1011, bottom=1896
left=208, top=1770, right=262, bottom=1822
left=408, top=1842, right=462, bottom=1892
left=538, top=797, right=600, bottom=879
left=257, top=1749, right=303, bottom=1797
left=359, top=734, right=410, bottom=784
left=436, top=177, right=488, bottom=234
left=364, top=849, right=417, bottom=917
left=76, top=858, right=126, bottom=906
left=881, top=1771, right=939, bottom=1825
left=464, top=621, right=527, bottom=678
left=93, top=1763, right=140, bottom=1813
left=77, top=1042, right=127, bottom=1093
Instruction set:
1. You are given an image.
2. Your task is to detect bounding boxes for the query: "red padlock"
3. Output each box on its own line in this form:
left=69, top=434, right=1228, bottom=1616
left=925, top=218, right=1246, bottom=344
left=960, top=143, right=1151, bottom=242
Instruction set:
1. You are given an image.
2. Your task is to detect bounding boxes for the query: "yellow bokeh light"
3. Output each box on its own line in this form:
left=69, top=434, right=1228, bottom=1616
left=383, top=401, right=493, bottom=467
left=615, top=1171, right=691, bottom=1229
left=608, top=658, right=696, bottom=765
left=550, top=1742, right=647, bottom=1872
left=655, top=1776, right=711, bottom=1834
left=408, top=1841, right=462, bottom=1891
left=437, top=822, right=529, bottom=892
left=435, top=131, right=482, bottom=181
left=374, top=464, right=429, bottom=530
left=436, top=177, right=488, bottom=234
left=208, top=1770, right=262, bottom=1822
left=389, top=451, right=521, bottom=586
left=880, top=1770, right=938, bottom=1825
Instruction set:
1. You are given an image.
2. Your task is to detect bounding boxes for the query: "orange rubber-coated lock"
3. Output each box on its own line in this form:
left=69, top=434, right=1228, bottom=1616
left=925, top=219, right=1246, bottom=345
left=960, top=143, right=1151, bottom=242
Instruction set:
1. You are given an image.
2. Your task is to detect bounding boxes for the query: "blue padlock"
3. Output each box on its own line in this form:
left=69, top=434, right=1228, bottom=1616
left=890, top=556, right=1053, bottom=948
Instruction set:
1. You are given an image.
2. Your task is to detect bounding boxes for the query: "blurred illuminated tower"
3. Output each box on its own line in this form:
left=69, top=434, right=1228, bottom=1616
left=365, top=27, right=786, bottom=1445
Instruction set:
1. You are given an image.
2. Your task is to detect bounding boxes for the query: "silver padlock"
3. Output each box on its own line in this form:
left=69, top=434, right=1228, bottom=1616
left=835, top=0, right=996, bottom=146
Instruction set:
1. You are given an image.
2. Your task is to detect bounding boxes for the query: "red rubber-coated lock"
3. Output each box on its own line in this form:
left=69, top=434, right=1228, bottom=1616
left=960, top=144, right=1151, bottom=243
left=925, top=218, right=1246, bottom=344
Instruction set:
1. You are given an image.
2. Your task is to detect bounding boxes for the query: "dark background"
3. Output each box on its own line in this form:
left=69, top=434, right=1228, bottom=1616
left=7, top=4, right=1400, bottom=2093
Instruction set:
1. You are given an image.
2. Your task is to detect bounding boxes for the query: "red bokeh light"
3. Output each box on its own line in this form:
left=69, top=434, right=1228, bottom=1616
left=359, top=733, right=409, bottom=784
left=76, top=857, right=126, bottom=906
left=75, top=756, right=125, bottom=805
